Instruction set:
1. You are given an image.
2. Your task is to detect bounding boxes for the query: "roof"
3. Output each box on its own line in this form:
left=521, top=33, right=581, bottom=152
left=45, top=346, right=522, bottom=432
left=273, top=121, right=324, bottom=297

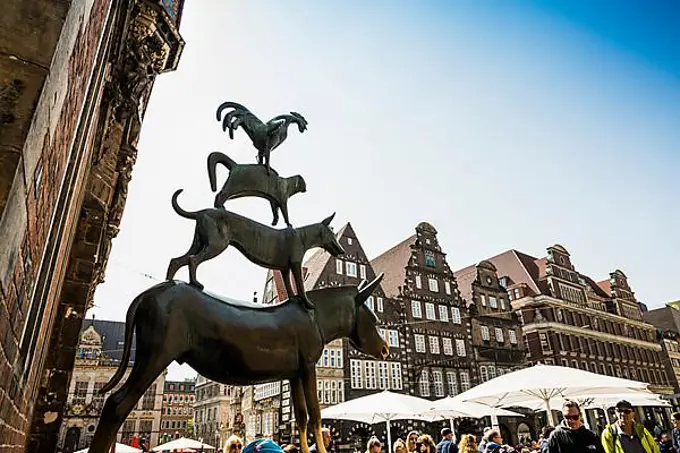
left=580, top=274, right=610, bottom=298
left=482, top=249, right=542, bottom=296
left=80, top=318, right=136, bottom=362
left=452, top=264, right=477, bottom=304
left=596, top=279, right=611, bottom=295
left=370, top=234, right=417, bottom=298
left=302, top=223, right=352, bottom=290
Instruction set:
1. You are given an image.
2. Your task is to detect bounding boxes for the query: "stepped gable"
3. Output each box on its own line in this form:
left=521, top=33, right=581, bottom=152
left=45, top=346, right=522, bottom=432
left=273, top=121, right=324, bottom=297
left=452, top=264, right=477, bottom=306
left=370, top=234, right=417, bottom=298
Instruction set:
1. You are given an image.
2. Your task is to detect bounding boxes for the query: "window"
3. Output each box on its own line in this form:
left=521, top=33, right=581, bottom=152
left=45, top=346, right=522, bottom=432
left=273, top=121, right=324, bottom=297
left=433, top=371, right=445, bottom=397
left=366, top=296, right=374, bottom=311
left=539, top=332, right=551, bottom=353
left=347, top=237, right=352, bottom=245
left=445, top=281, right=451, bottom=295
left=418, top=370, right=430, bottom=396
left=387, top=330, right=399, bottom=348
left=415, top=334, right=426, bottom=352
left=514, top=288, right=520, bottom=299
left=336, top=259, right=343, bottom=274
left=365, top=361, right=377, bottom=389
left=495, top=328, right=504, bottom=343
left=390, top=363, right=403, bottom=390
left=509, top=330, right=517, bottom=344
left=142, top=384, right=156, bottom=410
left=481, top=325, right=490, bottom=341
left=425, top=303, right=436, bottom=320
left=438, top=305, right=449, bottom=322
left=330, top=349, right=337, bottom=367
left=424, top=250, right=436, bottom=268
left=429, top=336, right=440, bottom=354
left=480, top=295, right=486, bottom=307
left=460, top=371, right=470, bottom=391
left=451, top=307, right=461, bottom=324
left=489, top=296, right=497, bottom=308
left=415, top=275, right=422, bottom=289
left=428, top=278, right=439, bottom=292
left=350, top=360, right=363, bottom=388
left=346, top=262, right=358, bottom=277
left=500, top=298, right=506, bottom=310
left=455, top=339, right=466, bottom=356
left=480, top=366, right=488, bottom=383
left=359, top=264, right=367, bottom=280
left=376, top=297, right=384, bottom=312
left=378, top=362, right=389, bottom=389
left=442, top=338, right=453, bottom=355
left=411, top=300, right=422, bottom=318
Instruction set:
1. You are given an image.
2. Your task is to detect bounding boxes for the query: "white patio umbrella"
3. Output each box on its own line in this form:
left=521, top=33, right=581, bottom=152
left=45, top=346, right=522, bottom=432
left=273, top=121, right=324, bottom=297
left=457, top=364, right=651, bottom=426
left=512, top=391, right=670, bottom=424
left=152, top=437, right=215, bottom=451
left=75, top=443, right=142, bottom=453
left=320, top=390, right=433, bottom=448
left=422, top=395, right=524, bottom=441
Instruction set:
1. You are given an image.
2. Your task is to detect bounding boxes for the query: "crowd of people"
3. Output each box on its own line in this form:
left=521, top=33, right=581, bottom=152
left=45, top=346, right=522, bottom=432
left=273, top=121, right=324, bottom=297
left=218, top=400, right=680, bottom=453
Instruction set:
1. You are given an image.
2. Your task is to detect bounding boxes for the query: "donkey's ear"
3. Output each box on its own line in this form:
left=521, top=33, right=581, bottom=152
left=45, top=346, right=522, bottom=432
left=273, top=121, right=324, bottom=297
left=321, top=212, right=336, bottom=226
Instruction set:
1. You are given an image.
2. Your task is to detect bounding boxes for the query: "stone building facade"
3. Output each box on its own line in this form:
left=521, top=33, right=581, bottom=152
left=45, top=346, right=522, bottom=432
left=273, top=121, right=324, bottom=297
left=59, top=320, right=166, bottom=451
left=0, top=0, right=185, bottom=451
left=160, top=379, right=196, bottom=442
left=194, top=376, right=243, bottom=448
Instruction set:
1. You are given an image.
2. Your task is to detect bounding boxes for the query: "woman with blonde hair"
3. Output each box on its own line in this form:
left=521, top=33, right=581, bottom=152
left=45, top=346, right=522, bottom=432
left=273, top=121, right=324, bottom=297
left=393, top=439, right=407, bottom=453
left=224, top=435, right=243, bottom=453
left=457, top=434, right=477, bottom=453
left=366, top=437, right=382, bottom=453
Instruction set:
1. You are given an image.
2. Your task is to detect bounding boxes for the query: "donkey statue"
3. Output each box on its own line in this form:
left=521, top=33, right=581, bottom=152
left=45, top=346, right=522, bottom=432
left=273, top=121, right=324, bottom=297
left=87, top=275, right=389, bottom=453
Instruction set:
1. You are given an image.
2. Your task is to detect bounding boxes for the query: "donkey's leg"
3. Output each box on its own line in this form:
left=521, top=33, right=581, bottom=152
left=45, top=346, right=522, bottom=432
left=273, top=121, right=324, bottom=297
left=291, top=378, right=310, bottom=453
left=88, top=352, right=172, bottom=453
left=301, top=370, right=326, bottom=453
left=292, top=264, right=315, bottom=309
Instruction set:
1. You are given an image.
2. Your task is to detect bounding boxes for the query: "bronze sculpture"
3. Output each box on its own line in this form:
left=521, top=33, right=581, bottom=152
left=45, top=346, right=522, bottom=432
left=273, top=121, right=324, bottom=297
left=207, top=151, right=307, bottom=227
left=88, top=101, right=381, bottom=453
left=89, top=276, right=388, bottom=453
left=165, top=189, right=345, bottom=308
left=216, top=102, right=308, bottom=173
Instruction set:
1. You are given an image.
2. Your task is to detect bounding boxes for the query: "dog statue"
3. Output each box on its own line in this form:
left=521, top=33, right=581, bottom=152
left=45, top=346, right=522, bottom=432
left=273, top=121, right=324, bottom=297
left=207, top=151, right=306, bottom=227
left=166, top=189, right=345, bottom=309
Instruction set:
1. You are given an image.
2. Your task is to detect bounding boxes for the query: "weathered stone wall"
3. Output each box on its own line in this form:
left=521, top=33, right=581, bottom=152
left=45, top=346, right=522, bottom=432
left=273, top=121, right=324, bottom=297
left=0, top=1, right=114, bottom=450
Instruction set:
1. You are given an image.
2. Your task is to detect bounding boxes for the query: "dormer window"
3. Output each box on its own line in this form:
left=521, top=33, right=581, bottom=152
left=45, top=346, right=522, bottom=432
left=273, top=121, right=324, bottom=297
left=498, top=277, right=507, bottom=288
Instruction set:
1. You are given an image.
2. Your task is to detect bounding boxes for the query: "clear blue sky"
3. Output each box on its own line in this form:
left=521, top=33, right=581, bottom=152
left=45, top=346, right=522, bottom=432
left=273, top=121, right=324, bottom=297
left=91, top=1, right=680, bottom=379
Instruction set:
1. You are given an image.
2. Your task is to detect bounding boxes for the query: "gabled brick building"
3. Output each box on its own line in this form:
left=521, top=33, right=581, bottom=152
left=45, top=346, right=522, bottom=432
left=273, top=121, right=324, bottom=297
left=473, top=244, right=673, bottom=427
left=371, top=222, right=473, bottom=400
left=453, top=260, right=526, bottom=382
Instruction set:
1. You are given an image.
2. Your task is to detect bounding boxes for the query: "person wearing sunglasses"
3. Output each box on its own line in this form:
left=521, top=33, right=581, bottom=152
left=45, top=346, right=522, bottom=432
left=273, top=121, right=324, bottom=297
left=546, top=400, right=604, bottom=453
left=601, top=400, right=660, bottom=453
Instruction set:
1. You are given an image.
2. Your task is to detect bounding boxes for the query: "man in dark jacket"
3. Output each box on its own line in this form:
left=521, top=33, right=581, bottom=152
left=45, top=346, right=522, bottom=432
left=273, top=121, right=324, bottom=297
left=436, top=428, right=457, bottom=453
left=546, top=400, right=604, bottom=453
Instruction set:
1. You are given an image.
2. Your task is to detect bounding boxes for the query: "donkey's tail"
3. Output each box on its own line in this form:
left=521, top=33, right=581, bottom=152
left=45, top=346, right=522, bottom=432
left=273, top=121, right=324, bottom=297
left=207, top=152, right=237, bottom=192
left=171, top=189, right=200, bottom=219
left=98, top=292, right=145, bottom=394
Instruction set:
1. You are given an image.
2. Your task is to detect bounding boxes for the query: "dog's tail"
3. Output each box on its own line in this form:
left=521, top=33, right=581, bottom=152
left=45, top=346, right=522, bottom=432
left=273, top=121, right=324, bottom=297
left=207, top=152, right=237, bottom=192
left=171, top=189, right=199, bottom=219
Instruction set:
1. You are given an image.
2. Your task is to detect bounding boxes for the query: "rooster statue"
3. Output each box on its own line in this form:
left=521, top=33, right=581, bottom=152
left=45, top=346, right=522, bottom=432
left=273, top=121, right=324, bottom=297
left=216, top=102, right=308, bottom=173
